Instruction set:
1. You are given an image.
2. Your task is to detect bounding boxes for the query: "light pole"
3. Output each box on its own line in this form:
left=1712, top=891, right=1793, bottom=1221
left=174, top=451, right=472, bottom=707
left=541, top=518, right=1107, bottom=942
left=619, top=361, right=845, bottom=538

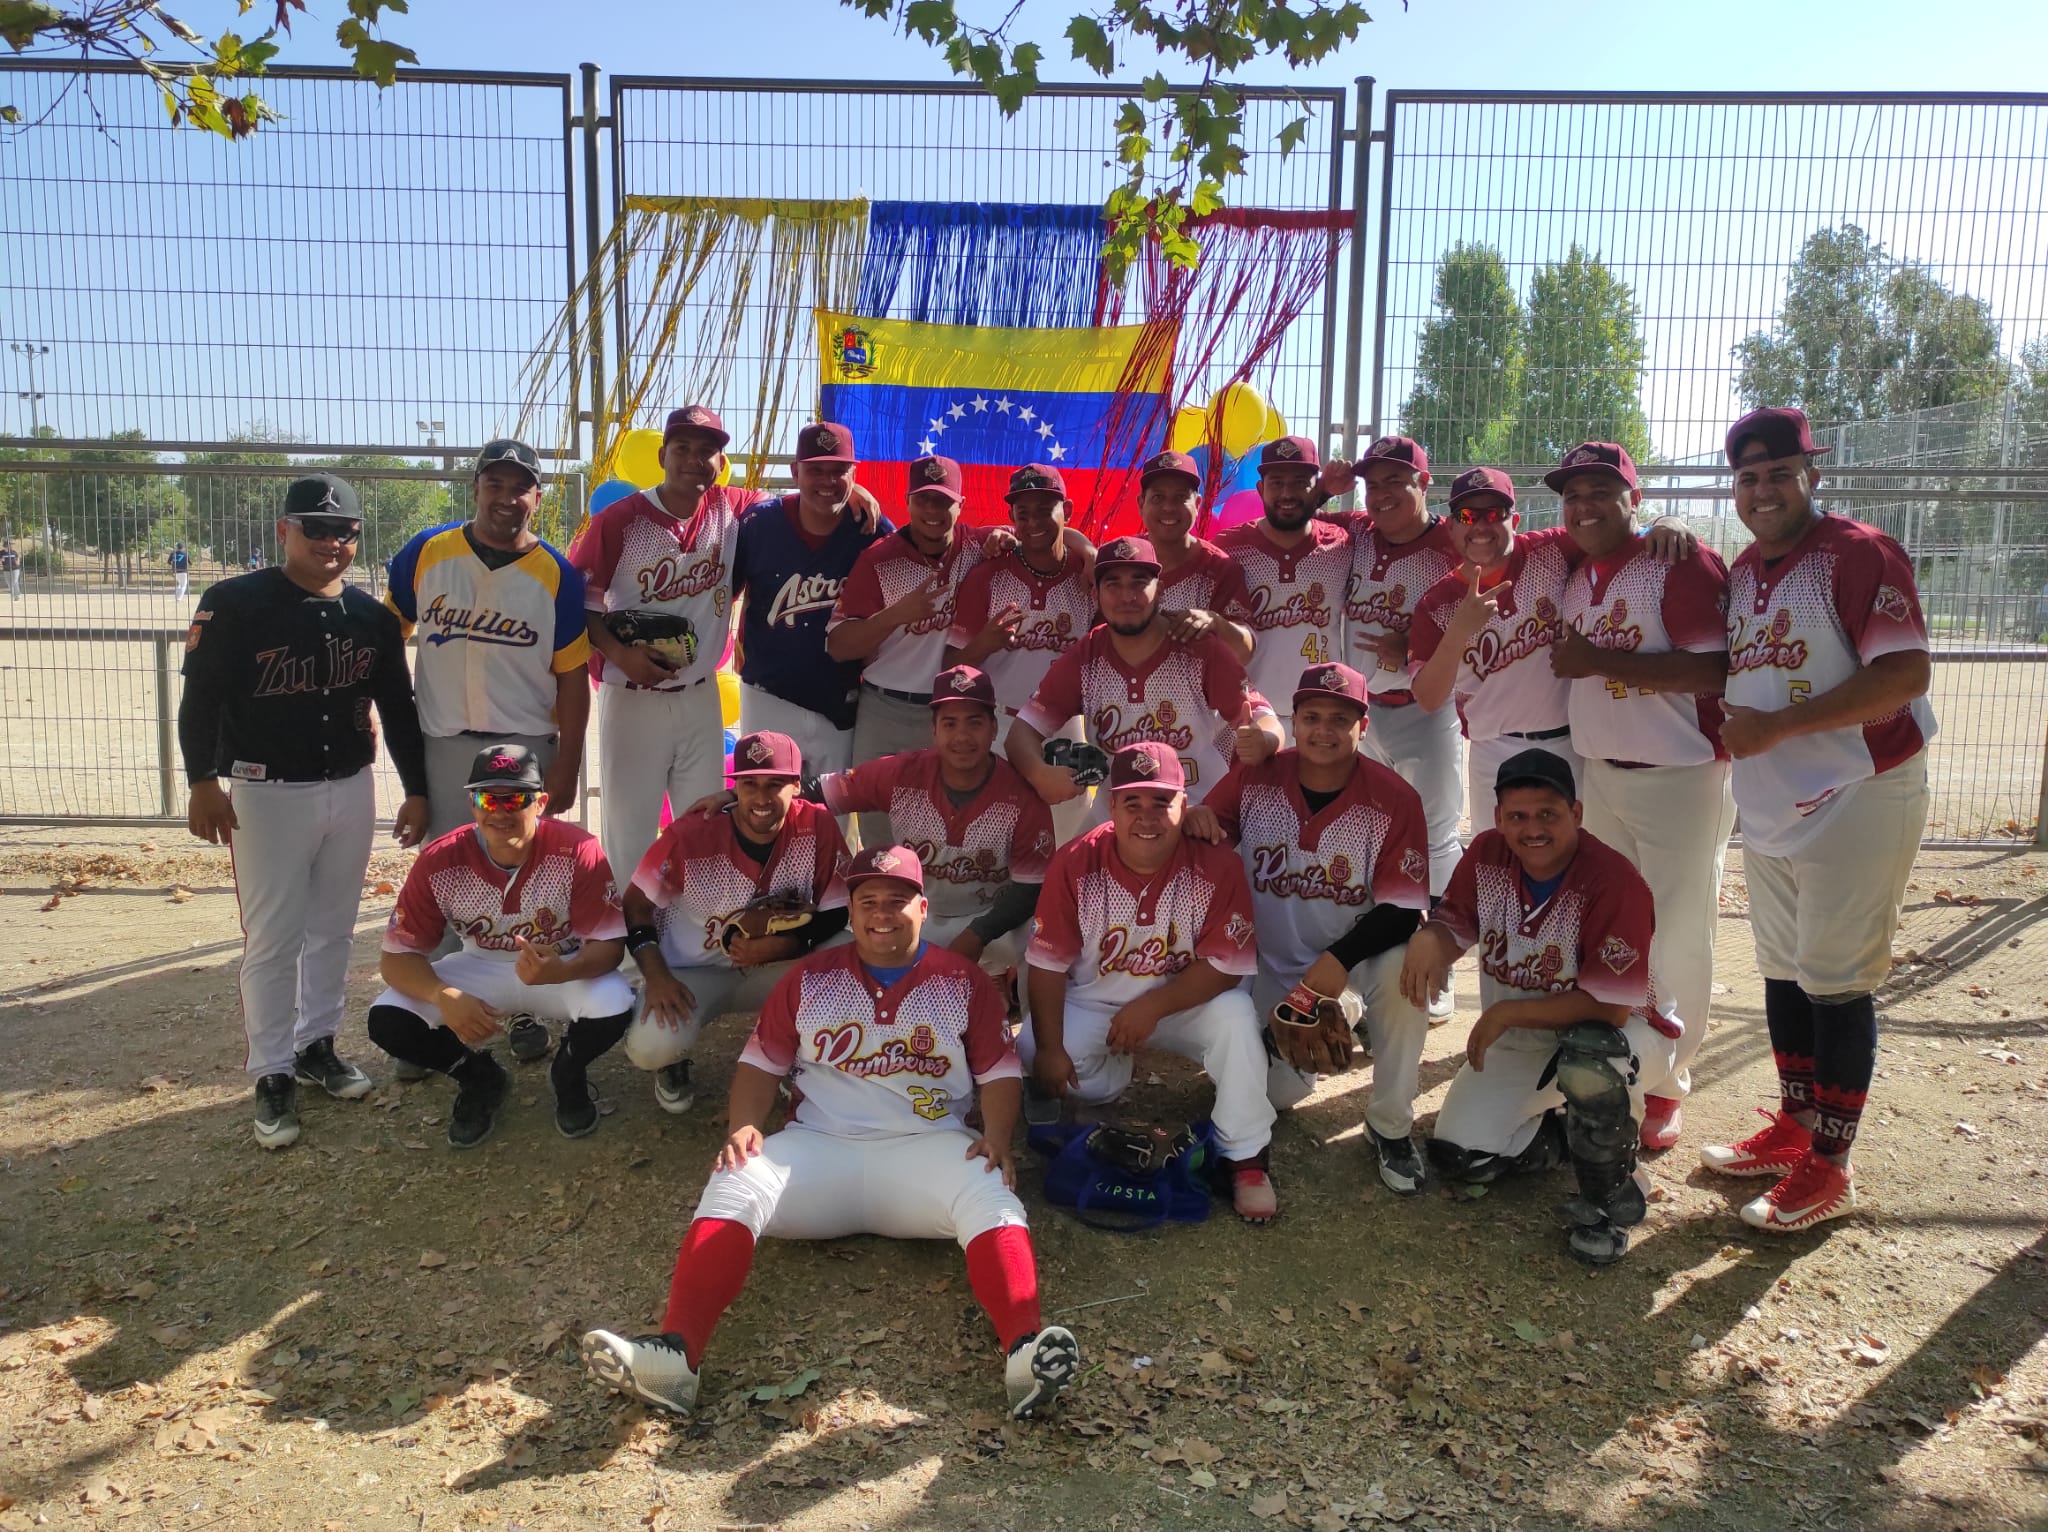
left=10, top=341, right=50, bottom=435
left=416, top=418, right=444, bottom=450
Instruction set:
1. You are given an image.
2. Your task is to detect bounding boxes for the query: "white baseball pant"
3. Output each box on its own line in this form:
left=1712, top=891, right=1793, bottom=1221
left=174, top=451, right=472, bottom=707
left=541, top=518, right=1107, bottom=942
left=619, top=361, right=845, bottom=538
left=621, top=959, right=795, bottom=1071
left=850, top=685, right=938, bottom=843
left=920, top=912, right=1026, bottom=978
left=1467, top=733, right=1584, bottom=841
left=1433, top=1015, right=1678, bottom=1159
left=6, top=568, right=19, bottom=599
left=370, top=950, right=637, bottom=1029
left=1254, top=949, right=1428, bottom=1137
left=230, top=769, right=377, bottom=1079
left=1017, top=989, right=1276, bottom=1159
left=997, top=711, right=1091, bottom=847
left=174, top=571, right=189, bottom=599
left=424, top=731, right=558, bottom=840
left=738, top=684, right=855, bottom=778
left=1745, top=753, right=1929, bottom=998
left=694, top=1122, right=1028, bottom=1243
left=1362, top=701, right=1465, bottom=896
left=1580, top=757, right=1735, bottom=1099
left=595, top=678, right=727, bottom=887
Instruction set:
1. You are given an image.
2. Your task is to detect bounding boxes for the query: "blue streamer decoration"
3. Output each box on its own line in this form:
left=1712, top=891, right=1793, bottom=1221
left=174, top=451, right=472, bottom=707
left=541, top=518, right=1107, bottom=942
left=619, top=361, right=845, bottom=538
left=855, top=202, right=1106, bottom=329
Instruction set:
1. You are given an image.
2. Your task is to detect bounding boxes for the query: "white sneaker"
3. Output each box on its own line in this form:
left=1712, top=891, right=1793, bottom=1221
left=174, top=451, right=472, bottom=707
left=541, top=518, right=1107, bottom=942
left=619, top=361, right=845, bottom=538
left=1426, top=989, right=1454, bottom=1026
left=654, top=1060, right=694, bottom=1115
left=580, top=1329, right=699, bottom=1414
left=1005, top=1325, right=1080, bottom=1419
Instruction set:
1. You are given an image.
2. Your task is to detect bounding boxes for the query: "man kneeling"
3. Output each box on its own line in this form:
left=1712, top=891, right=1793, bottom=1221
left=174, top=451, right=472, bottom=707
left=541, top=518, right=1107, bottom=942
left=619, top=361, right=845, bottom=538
left=581, top=845, right=1079, bottom=1420
left=1400, top=749, right=1680, bottom=1265
left=368, top=745, right=635, bottom=1146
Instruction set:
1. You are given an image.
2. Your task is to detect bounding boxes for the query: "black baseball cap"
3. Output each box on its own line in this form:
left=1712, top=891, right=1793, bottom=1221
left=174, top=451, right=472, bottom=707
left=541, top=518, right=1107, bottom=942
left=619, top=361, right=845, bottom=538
left=465, top=743, right=546, bottom=792
left=1494, top=748, right=1576, bottom=802
left=282, top=474, right=362, bottom=524
left=474, top=438, right=543, bottom=485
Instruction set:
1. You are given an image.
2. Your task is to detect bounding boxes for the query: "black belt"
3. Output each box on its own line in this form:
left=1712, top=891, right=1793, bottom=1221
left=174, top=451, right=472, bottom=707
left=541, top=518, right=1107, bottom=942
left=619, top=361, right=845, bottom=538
left=240, top=763, right=368, bottom=784
left=1599, top=758, right=1659, bottom=772
left=1502, top=725, right=1572, bottom=742
left=459, top=729, right=559, bottom=741
left=864, top=681, right=933, bottom=705
left=623, top=672, right=713, bottom=694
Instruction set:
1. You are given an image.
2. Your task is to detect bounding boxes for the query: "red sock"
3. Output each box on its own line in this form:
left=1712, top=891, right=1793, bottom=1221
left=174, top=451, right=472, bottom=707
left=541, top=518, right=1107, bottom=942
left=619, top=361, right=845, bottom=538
left=660, top=1218, right=756, bottom=1367
left=964, top=1225, right=1041, bottom=1351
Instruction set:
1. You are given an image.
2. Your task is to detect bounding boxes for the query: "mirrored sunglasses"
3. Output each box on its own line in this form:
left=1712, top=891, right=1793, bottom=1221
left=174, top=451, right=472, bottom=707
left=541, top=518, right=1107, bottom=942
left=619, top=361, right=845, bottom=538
left=470, top=788, right=537, bottom=813
left=291, top=516, right=362, bottom=543
left=1452, top=506, right=1512, bottom=526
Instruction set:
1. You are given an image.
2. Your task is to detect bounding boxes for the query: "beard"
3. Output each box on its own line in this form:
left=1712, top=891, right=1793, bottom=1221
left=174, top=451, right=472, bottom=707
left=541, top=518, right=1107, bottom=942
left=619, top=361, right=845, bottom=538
left=1264, top=500, right=1313, bottom=532
left=1106, top=613, right=1154, bottom=638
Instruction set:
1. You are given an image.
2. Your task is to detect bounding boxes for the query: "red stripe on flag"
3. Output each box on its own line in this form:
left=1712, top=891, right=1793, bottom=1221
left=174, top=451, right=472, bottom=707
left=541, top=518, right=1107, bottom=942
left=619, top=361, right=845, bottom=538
left=858, top=463, right=1148, bottom=539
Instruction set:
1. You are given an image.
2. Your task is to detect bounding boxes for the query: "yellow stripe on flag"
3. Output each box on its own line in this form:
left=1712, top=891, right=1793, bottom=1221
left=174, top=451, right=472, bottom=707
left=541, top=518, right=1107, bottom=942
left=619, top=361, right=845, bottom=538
left=815, top=310, right=1168, bottom=395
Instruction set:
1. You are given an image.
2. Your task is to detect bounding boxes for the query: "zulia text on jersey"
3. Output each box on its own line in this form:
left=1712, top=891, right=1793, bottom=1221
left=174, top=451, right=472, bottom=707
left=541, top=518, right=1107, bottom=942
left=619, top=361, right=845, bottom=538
left=252, top=635, right=380, bottom=698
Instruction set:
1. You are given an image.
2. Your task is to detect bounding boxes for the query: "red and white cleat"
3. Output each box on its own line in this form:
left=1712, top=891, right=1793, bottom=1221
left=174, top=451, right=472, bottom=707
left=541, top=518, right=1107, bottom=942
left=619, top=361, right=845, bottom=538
left=1230, top=1167, right=1279, bottom=1224
left=1739, top=1151, right=1859, bottom=1233
left=1699, top=1108, right=1811, bottom=1177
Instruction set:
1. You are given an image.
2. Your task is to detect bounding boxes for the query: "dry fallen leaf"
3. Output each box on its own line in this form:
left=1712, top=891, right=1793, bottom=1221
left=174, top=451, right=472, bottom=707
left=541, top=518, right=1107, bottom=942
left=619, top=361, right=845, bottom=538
left=168, top=887, right=193, bottom=904
left=1180, top=1436, right=1223, bottom=1465
left=374, top=880, right=396, bottom=896
left=1250, top=1490, right=1289, bottom=1518
left=418, top=1250, right=449, bottom=1270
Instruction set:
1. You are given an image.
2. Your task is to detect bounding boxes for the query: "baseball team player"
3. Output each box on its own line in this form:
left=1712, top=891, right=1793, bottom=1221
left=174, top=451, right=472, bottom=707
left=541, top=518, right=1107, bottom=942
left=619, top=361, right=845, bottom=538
left=582, top=845, right=1081, bottom=1420
left=621, top=730, right=852, bottom=1114
left=385, top=438, right=593, bottom=838
left=1190, top=663, right=1436, bottom=1194
left=1022, top=745, right=1278, bottom=1221
left=1216, top=437, right=1355, bottom=737
left=570, top=405, right=771, bottom=883
left=1136, top=450, right=1255, bottom=660
left=367, top=744, right=636, bottom=1146
left=826, top=454, right=986, bottom=843
left=169, top=541, right=190, bottom=599
left=1551, top=450, right=1735, bottom=1150
left=1403, top=749, right=1681, bottom=1266
left=1698, top=406, right=1936, bottom=1233
left=1, top=540, right=19, bottom=599
left=1006, top=536, right=1282, bottom=813
left=730, top=421, right=893, bottom=778
left=179, top=474, right=430, bottom=1149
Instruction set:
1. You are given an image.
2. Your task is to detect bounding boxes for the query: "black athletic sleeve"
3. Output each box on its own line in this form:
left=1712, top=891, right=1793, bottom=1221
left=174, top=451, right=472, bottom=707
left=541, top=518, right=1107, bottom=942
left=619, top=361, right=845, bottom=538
left=968, top=878, right=1041, bottom=944
left=802, top=905, right=850, bottom=949
left=1324, top=903, right=1424, bottom=972
left=176, top=584, right=237, bottom=785
left=370, top=606, right=429, bottom=798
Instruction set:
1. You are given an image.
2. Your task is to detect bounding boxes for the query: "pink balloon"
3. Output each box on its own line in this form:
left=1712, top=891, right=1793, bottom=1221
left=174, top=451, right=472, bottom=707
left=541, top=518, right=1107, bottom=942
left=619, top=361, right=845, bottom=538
left=1211, top=487, right=1265, bottom=531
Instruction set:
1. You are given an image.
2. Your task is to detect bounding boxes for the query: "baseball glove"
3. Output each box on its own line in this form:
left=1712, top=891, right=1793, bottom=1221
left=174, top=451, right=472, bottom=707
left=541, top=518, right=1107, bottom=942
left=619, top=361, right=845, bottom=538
left=719, top=893, right=816, bottom=952
left=1083, top=1122, right=1202, bottom=1176
left=1043, top=736, right=1113, bottom=788
left=605, top=608, right=698, bottom=669
left=1269, top=981, right=1360, bottom=1075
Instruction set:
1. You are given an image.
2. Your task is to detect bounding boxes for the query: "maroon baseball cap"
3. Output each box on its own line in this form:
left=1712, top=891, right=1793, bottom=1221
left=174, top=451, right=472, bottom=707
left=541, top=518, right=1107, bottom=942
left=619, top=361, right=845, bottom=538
left=663, top=405, right=729, bottom=447
left=728, top=730, right=802, bottom=778
left=1005, top=463, right=1067, bottom=501
left=1107, top=743, right=1186, bottom=794
left=1291, top=662, right=1370, bottom=715
left=907, top=454, right=964, bottom=503
left=1726, top=406, right=1831, bottom=465
left=1093, top=535, right=1162, bottom=579
left=929, top=664, right=997, bottom=711
left=1448, top=466, right=1517, bottom=511
left=1544, top=442, right=1639, bottom=493
left=795, top=421, right=857, bottom=465
left=1139, top=449, right=1201, bottom=487
left=844, top=843, right=926, bottom=893
left=1257, top=436, right=1321, bottom=474
left=1356, top=435, right=1429, bottom=477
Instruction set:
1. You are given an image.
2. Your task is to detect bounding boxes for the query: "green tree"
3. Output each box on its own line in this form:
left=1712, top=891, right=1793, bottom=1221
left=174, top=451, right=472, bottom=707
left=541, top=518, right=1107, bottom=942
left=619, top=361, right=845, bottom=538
left=180, top=431, right=296, bottom=574
left=44, top=430, right=184, bottom=584
left=1507, top=245, right=1653, bottom=466
left=1398, top=243, right=1525, bottom=469
left=310, top=453, right=455, bottom=568
left=1734, top=224, right=2012, bottom=426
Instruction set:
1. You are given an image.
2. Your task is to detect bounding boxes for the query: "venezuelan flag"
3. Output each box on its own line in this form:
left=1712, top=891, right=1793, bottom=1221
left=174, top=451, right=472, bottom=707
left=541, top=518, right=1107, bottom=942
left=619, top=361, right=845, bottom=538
left=815, top=309, right=1173, bottom=534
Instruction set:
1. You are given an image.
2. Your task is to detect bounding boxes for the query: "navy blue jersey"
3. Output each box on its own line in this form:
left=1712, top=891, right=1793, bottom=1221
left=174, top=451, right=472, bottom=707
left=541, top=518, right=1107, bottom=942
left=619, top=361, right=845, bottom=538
left=731, top=496, right=895, bottom=730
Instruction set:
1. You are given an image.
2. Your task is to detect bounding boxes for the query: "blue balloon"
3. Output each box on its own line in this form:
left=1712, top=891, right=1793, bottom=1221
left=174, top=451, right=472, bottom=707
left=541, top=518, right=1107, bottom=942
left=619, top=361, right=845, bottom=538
left=589, top=479, right=638, bottom=515
left=1224, top=450, right=1264, bottom=494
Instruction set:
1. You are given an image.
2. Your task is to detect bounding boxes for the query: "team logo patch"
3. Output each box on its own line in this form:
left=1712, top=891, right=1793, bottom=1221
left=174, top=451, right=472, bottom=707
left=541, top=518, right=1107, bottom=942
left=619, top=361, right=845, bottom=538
left=920, top=459, right=949, bottom=483
left=1366, top=437, right=1399, bottom=458
left=1015, top=469, right=1049, bottom=491
left=1399, top=848, right=1427, bottom=883
left=1874, top=585, right=1911, bottom=623
left=1566, top=446, right=1601, bottom=467
left=831, top=327, right=873, bottom=381
left=1101, top=537, right=1137, bottom=560
left=1318, top=666, right=1344, bottom=690
left=489, top=753, right=519, bottom=774
left=1326, top=853, right=1353, bottom=886
left=685, top=407, right=712, bottom=426
left=1132, top=749, right=1158, bottom=777
left=1272, top=439, right=1300, bottom=459
left=747, top=739, right=774, bottom=765
left=908, top=1024, right=936, bottom=1057
left=873, top=849, right=902, bottom=873
left=1225, top=913, right=1255, bottom=948
left=950, top=670, right=976, bottom=692
left=1598, top=935, right=1639, bottom=974
left=184, top=624, right=202, bottom=652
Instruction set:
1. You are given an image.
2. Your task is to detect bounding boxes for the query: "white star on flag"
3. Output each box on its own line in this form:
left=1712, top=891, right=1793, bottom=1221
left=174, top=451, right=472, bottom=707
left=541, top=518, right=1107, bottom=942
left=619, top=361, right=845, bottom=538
left=970, top=396, right=989, bottom=412
left=995, top=397, right=1014, bottom=414
left=1048, top=444, right=1067, bottom=460
left=947, top=403, right=967, bottom=421
left=929, top=417, right=948, bottom=434
left=1036, top=422, right=1053, bottom=439
left=918, top=437, right=936, bottom=454
left=1017, top=405, right=1036, bottom=423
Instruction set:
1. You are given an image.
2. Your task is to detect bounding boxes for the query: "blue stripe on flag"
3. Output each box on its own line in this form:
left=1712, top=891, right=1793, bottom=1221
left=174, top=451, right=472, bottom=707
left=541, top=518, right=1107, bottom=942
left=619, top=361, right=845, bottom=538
left=819, top=384, right=1124, bottom=470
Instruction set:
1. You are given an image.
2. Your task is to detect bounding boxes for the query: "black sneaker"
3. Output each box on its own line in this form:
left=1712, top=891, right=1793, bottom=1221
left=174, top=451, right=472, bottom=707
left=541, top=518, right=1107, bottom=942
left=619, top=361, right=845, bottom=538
left=507, top=1015, right=551, bottom=1064
left=654, top=1059, right=694, bottom=1115
left=254, top=1072, right=300, bottom=1150
left=447, top=1054, right=509, bottom=1149
left=551, top=1050, right=599, bottom=1139
left=1371, top=1128, right=1425, bottom=1195
left=293, top=1036, right=373, bottom=1100
left=1022, top=1078, right=1063, bottom=1127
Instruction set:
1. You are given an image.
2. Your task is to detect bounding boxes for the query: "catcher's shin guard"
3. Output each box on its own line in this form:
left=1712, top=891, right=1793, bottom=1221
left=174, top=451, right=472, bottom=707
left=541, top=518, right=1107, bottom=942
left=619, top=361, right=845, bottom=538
left=1550, top=1022, right=1646, bottom=1265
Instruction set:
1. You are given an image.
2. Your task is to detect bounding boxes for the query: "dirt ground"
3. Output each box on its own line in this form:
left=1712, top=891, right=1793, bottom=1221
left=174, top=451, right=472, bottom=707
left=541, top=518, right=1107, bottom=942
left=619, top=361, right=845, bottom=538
left=2, top=826, right=2046, bottom=1532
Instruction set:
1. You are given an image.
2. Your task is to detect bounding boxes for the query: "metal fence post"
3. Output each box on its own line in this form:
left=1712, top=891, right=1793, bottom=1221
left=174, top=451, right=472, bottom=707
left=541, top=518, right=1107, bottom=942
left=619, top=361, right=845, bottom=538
left=153, top=632, right=176, bottom=817
left=1340, top=76, right=1375, bottom=467
left=1366, top=93, right=1396, bottom=440
left=580, top=62, right=608, bottom=466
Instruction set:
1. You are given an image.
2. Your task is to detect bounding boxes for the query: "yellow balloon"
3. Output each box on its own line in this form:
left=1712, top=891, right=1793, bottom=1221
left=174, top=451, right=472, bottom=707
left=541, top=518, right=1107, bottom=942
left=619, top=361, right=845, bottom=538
left=1167, top=404, right=1209, bottom=455
left=716, top=667, right=741, bottom=729
left=616, top=428, right=667, bottom=489
left=1209, top=381, right=1277, bottom=459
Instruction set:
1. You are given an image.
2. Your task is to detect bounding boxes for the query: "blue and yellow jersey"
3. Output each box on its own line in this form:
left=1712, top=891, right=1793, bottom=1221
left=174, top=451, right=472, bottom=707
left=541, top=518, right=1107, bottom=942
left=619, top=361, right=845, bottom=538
left=385, top=522, right=592, bottom=738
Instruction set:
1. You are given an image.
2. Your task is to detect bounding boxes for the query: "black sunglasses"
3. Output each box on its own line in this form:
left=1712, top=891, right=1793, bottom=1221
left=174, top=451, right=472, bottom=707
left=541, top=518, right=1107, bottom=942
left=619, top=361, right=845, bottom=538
left=291, top=516, right=362, bottom=543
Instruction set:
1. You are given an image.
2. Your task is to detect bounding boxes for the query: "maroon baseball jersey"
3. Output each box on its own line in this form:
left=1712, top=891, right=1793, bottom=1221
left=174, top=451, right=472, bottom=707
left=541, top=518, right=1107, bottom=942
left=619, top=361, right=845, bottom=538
left=568, top=484, right=769, bottom=690
left=1203, top=751, right=1432, bottom=981
left=1156, top=538, right=1254, bottom=622
left=1563, top=538, right=1730, bottom=766
left=1215, top=519, right=1354, bottom=711
left=827, top=528, right=985, bottom=694
left=741, top=942, right=1020, bottom=1138
left=1433, top=829, right=1678, bottom=1036
left=384, top=818, right=625, bottom=961
left=629, top=800, right=850, bottom=970
left=819, top=749, right=1056, bottom=919
left=1341, top=516, right=1463, bottom=696
left=1725, top=515, right=1936, bottom=855
left=946, top=550, right=1096, bottom=715
left=1019, top=628, right=1256, bottom=796
left=1026, top=823, right=1259, bottom=1009
left=1409, top=526, right=1580, bottom=742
